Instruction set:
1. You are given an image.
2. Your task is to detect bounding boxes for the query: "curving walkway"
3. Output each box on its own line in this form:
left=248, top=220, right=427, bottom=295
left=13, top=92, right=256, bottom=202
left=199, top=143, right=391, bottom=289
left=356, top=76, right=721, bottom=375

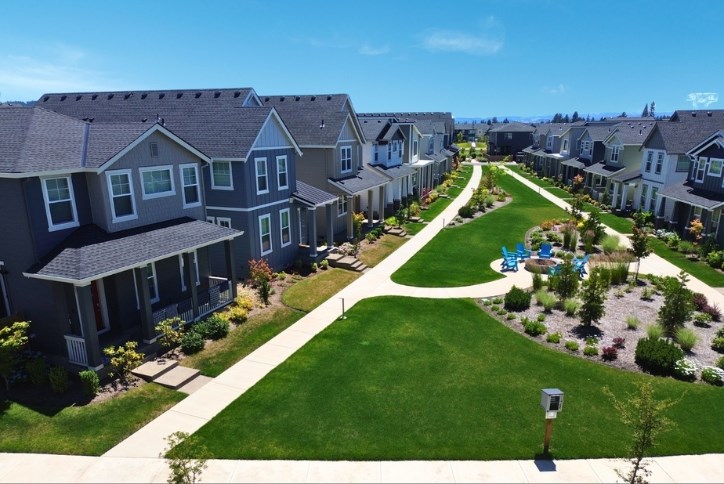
left=3, top=163, right=722, bottom=483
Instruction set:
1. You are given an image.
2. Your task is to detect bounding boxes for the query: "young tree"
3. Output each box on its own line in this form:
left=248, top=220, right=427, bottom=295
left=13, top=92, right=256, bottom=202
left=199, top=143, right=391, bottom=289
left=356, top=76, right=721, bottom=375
left=578, top=268, right=607, bottom=327
left=581, top=207, right=606, bottom=244
left=0, top=321, right=30, bottom=390
left=658, top=271, right=693, bottom=337
left=629, top=226, right=652, bottom=282
left=162, top=431, right=209, bottom=484
left=603, top=382, right=677, bottom=484
left=551, top=256, right=579, bottom=301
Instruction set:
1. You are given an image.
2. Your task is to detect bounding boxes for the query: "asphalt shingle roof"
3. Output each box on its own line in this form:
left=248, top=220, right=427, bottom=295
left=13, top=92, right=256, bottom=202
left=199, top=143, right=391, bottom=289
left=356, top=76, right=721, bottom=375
left=488, top=122, right=536, bottom=133
left=658, top=181, right=724, bottom=210
left=328, top=166, right=389, bottom=195
left=292, top=180, right=338, bottom=207
left=647, top=121, right=724, bottom=154
left=26, top=218, right=241, bottom=283
left=670, top=110, right=724, bottom=122
left=583, top=162, right=623, bottom=177
left=371, top=163, right=416, bottom=179
left=608, top=122, right=656, bottom=145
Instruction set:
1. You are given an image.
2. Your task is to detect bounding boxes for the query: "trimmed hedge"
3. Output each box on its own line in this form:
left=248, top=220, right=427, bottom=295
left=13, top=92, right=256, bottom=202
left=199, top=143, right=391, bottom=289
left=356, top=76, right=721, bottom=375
left=634, top=337, right=684, bottom=376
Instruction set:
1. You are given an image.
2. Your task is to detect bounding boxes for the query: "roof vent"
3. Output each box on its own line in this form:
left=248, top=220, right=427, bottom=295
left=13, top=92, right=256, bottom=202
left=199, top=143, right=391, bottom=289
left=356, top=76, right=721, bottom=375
left=327, top=96, right=332, bottom=100
left=60, top=95, right=67, bottom=101
left=233, top=91, right=240, bottom=98
left=320, top=119, right=325, bottom=129
left=280, top=96, right=285, bottom=102
left=707, top=111, right=712, bottom=117
left=311, top=96, right=316, bottom=101
left=159, top=93, right=165, bottom=99
left=88, top=118, right=94, bottom=123
left=195, top=92, right=202, bottom=98
left=141, top=93, right=148, bottom=99
left=214, top=91, right=221, bottom=98
left=107, top=94, right=114, bottom=100
left=176, top=93, right=183, bottom=99
left=42, top=96, right=49, bottom=102
left=124, top=93, right=131, bottom=100
left=264, top=97, right=269, bottom=102
left=639, top=129, right=642, bottom=135
left=141, top=117, right=148, bottom=122
left=295, top=96, right=300, bottom=101
left=92, top=94, right=98, bottom=100
left=692, top=112, right=696, bottom=117
left=76, top=95, right=82, bottom=101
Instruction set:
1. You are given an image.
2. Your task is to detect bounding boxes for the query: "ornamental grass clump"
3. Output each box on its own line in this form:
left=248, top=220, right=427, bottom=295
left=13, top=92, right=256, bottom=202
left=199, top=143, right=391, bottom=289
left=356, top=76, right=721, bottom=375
left=675, top=328, right=698, bottom=352
left=625, top=315, right=640, bottom=330
left=534, top=290, right=557, bottom=313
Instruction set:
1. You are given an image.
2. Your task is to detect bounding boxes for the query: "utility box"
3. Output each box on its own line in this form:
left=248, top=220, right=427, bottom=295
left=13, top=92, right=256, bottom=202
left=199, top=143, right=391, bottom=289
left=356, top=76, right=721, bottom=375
left=540, top=388, right=564, bottom=416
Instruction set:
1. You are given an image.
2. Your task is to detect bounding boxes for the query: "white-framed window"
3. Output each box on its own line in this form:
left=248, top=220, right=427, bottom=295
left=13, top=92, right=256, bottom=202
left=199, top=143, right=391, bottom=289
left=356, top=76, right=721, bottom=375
left=180, top=163, right=201, bottom=208
left=399, top=141, right=403, bottom=157
left=340, top=146, right=352, bottom=173
left=276, top=155, right=288, bottom=190
left=582, top=140, right=591, bottom=154
left=693, top=205, right=703, bottom=221
left=655, top=152, right=664, bottom=175
left=337, top=196, right=347, bottom=217
left=206, top=216, right=216, bottom=223
left=640, top=184, right=648, bottom=210
left=610, top=145, right=620, bottom=163
left=707, top=158, right=723, bottom=177
left=41, top=176, right=79, bottom=231
left=650, top=186, right=658, bottom=212
left=211, top=160, right=233, bottom=190
left=387, top=144, right=392, bottom=160
left=106, top=169, right=137, bottom=223
left=255, top=157, right=268, bottom=194
left=562, top=139, right=569, bottom=152
left=546, top=134, right=553, bottom=149
left=279, top=208, right=291, bottom=247
left=694, top=157, right=707, bottom=183
left=149, top=142, right=159, bottom=158
left=216, top=217, right=231, bottom=228
left=259, top=214, right=272, bottom=255
left=374, top=146, right=379, bottom=162
left=140, top=165, right=175, bottom=199
left=645, top=151, right=653, bottom=172
left=413, top=140, right=418, bottom=156
left=146, top=262, right=159, bottom=304
left=505, top=132, right=513, bottom=141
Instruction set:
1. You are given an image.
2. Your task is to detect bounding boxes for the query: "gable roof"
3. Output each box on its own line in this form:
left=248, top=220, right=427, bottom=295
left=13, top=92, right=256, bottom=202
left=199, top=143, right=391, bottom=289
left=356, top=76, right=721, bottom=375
left=488, top=122, right=535, bottom=133
left=670, top=110, right=724, bottom=122
left=686, top=130, right=724, bottom=157
left=605, top=121, right=656, bottom=145
left=643, top=121, right=724, bottom=155
left=358, top=112, right=454, bottom=138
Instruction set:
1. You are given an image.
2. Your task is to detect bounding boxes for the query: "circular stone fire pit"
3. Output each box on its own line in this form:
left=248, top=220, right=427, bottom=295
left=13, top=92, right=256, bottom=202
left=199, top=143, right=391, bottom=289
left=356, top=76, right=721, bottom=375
left=524, top=258, right=558, bottom=274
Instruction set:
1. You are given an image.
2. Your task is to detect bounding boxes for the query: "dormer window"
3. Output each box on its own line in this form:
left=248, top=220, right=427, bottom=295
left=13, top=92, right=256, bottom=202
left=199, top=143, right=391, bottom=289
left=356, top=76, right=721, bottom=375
left=41, top=176, right=79, bottom=231
left=610, top=145, right=620, bottom=163
left=562, top=139, right=569, bottom=152
left=546, top=134, right=553, bottom=149
left=340, top=146, right=352, bottom=173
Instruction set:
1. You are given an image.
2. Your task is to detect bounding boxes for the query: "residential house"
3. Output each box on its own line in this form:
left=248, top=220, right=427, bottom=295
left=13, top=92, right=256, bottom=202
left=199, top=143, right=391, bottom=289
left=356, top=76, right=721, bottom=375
left=0, top=106, right=241, bottom=369
left=486, top=122, right=535, bottom=157
left=38, top=88, right=310, bottom=269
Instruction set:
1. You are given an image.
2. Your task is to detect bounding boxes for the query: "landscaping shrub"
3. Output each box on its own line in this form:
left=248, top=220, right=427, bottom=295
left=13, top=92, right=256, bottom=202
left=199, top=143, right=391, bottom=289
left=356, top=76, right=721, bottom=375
left=626, top=316, right=640, bottom=330
left=532, top=272, right=543, bottom=291
left=601, top=346, right=617, bottom=361
left=634, top=337, right=684, bottom=376
left=563, top=298, right=580, bottom=317
left=675, top=328, right=698, bottom=352
left=678, top=240, right=695, bottom=254
left=492, top=296, right=504, bottom=305
left=550, top=257, right=579, bottom=300
left=534, top=290, right=556, bottom=312
left=311, top=262, right=318, bottom=272
left=504, top=285, right=531, bottom=312
left=522, top=318, right=547, bottom=337
left=320, top=259, right=329, bottom=270
left=482, top=298, right=492, bottom=306
left=712, top=328, right=724, bottom=353
left=155, top=317, right=184, bottom=350
left=365, top=232, right=377, bottom=243
left=701, top=367, right=724, bottom=386
left=693, top=312, right=713, bottom=328
left=79, top=370, right=100, bottom=396
left=673, top=358, right=697, bottom=382
left=536, top=313, right=546, bottom=322
left=692, top=292, right=708, bottom=311
left=103, top=341, right=143, bottom=382
left=578, top=268, right=607, bottom=327
left=646, top=324, right=664, bottom=339
left=584, top=344, right=599, bottom=357
left=458, top=204, right=475, bottom=218
left=546, top=332, right=561, bottom=344
left=613, top=337, right=626, bottom=348
left=25, top=356, right=47, bottom=387
left=717, top=356, right=724, bottom=370
left=702, top=304, right=721, bottom=322
left=564, top=340, right=579, bottom=352
left=48, top=366, right=70, bottom=394
left=235, top=294, right=255, bottom=311
left=706, top=250, right=723, bottom=268
left=181, top=331, right=205, bottom=355
left=506, top=313, right=516, bottom=321
left=640, top=287, right=655, bottom=301
left=601, top=234, right=622, bottom=254
left=202, top=315, right=229, bottom=340
left=484, top=196, right=495, bottom=207
left=225, top=305, right=248, bottom=325
left=658, top=272, right=694, bottom=337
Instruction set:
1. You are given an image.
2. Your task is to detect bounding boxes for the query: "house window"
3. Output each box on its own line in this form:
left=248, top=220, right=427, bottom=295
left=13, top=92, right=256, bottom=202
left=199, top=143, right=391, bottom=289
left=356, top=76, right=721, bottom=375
left=640, top=184, right=648, bottom=210
left=582, top=140, right=591, bottom=153
left=337, top=196, right=347, bottom=217
left=280, top=209, right=291, bottom=247
left=576, top=139, right=581, bottom=152
left=708, top=158, right=723, bottom=177
left=150, top=142, right=159, bottom=158
left=387, top=144, right=392, bottom=161
left=374, top=147, right=378, bottom=162
left=562, top=139, right=569, bottom=152
left=645, top=151, right=653, bottom=172
left=695, top=157, right=707, bottom=183
left=206, top=216, right=215, bottom=224
left=146, top=262, right=159, bottom=303
left=340, top=146, right=352, bottom=173
left=413, top=140, right=418, bottom=156
left=655, top=152, right=664, bottom=175
left=255, top=158, right=268, bottom=194
left=180, top=164, right=200, bottom=208
left=216, top=217, right=231, bottom=228
left=546, top=134, right=553, bottom=149
left=41, top=176, right=79, bottom=231
left=259, top=214, right=272, bottom=255
left=276, top=156, right=288, bottom=190
left=140, top=166, right=175, bottom=199
left=211, top=160, right=233, bottom=190
left=399, top=142, right=403, bottom=157
left=693, top=206, right=703, bottom=221
left=611, top=145, right=620, bottom=163
left=106, top=170, right=137, bottom=222
left=650, top=186, right=658, bottom=212
left=505, top=132, right=513, bottom=141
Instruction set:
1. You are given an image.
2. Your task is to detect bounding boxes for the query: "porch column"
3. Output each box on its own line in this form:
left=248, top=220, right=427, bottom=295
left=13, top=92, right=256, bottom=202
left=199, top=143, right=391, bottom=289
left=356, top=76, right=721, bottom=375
left=224, top=240, right=237, bottom=299
left=379, top=184, right=386, bottom=220
left=367, top=189, right=374, bottom=227
left=346, top=196, right=354, bottom=240
left=75, top=284, right=103, bottom=369
left=297, top=207, right=303, bottom=244
left=619, top=184, right=629, bottom=211
left=612, top=183, right=620, bottom=209
left=181, top=252, right=199, bottom=323
left=308, top=207, right=318, bottom=257
left=134, top=266, right=156, bottom=344
left=326, top=203, right=334, bottom=248
left=654, top=194, right=663, bottom=217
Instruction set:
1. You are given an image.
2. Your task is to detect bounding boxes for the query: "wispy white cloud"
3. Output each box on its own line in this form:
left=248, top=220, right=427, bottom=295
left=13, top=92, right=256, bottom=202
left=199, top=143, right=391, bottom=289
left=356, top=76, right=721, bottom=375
left=421, top=16, right=504, bottom=56
left=544, top=84, right=568, bottom=95
left=358, top=43, right=390, bottom=56
left=687, top=92, right=719, bottom=108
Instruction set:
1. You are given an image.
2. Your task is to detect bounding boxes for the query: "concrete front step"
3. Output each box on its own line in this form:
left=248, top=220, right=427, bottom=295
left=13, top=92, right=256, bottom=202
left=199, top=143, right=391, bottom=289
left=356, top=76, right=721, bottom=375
left=153, top=366, right=200, bottom=390
left=131, top=359, right=178, bottom=381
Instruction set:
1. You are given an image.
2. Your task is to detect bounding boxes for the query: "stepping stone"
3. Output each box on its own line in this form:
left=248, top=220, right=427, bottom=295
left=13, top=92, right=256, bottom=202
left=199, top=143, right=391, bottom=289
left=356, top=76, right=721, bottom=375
left=176, top=375, right=213, bottom=394
left=154, top=366, right=200, bottom=390
left=132, top=359, right=178, bottom=381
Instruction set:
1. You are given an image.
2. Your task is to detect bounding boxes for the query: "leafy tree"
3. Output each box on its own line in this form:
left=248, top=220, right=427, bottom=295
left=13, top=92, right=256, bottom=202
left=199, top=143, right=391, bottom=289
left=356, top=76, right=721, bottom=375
left=483, top=163, right=506, bottom=190
left=551, top=256, right=579, bottom=301
left=162, top=431, right=209, bottom=484
left=581, top=207, right=606, bottom=244
left=579, top=268, right=607, bottom=327
left=563, top=114, right=570, bottom=123
left=456, top=131, right=463, bottom=143
left=633, top=210, right=653, bottom=230
left=629, top=226, right=652, bottom=281
left=566, top=193, right=585, bottom=222
left=658, top=271, right=693, bottom=337
left=491, top=116, right=498, bottom=124
left=641, top=103, right=649, bottom=117
left=0, top=321, right=30, bottom=390
left=603, top=382, right=677, bottom=484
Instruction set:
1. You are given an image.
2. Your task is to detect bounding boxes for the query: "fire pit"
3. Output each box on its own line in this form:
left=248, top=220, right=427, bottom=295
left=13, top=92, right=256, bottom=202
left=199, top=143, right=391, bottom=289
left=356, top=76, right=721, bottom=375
left=524, top=258, right=558, bottom=274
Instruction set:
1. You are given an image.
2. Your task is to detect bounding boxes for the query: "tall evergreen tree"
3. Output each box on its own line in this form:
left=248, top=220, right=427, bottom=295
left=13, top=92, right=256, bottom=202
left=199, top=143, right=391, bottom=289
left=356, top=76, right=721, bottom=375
left=572, top=111, right=580, bottom=122
left=620, top=112, right=628, bottom=118
left=491, top=116, right=498, bottom=123
left=641, top=103, right=649, bottom=117
left=503, top=118, right=509, bottom=123
left=563, top=114, right=570, bottom=123
left=650, top=101, right=656, bottom=118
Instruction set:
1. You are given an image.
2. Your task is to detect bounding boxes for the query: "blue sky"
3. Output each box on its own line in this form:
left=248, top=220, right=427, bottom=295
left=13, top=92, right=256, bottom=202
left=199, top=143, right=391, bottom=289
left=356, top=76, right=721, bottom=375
left=1, top=0, right=722, bottom=119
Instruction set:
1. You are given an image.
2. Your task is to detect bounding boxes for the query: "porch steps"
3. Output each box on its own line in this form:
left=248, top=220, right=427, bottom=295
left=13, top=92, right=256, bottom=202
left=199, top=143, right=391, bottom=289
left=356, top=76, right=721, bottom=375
left=326, top=254, right=368, bottom=273
left=153, top=366, right=201, bottom=390
left=386, top=227, right=407, bottom=238
left=132, top=359, right=178, bottom=381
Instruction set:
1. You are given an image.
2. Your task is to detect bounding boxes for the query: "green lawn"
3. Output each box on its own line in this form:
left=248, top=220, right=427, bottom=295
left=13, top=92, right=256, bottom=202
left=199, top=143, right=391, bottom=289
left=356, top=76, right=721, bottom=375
left=419, top=166, right=473, bottom=222
left=403, top=222, right=425, bottom=236
left=507, top=165, right=551, bottom=188
left=544, top=187, right=570, bottom=198
left=181, top=297, right=724, bottom=460
left=392, top=174, right=568, bottom=287
left=282, top=268, right=360, bottom=312
left=599, top=212, right=634, bottom=234
left=0, top=383, right=184, bottom=455
left=358, top=234, right=408, bottom=268
left=649, top=239, right=724, bottom=287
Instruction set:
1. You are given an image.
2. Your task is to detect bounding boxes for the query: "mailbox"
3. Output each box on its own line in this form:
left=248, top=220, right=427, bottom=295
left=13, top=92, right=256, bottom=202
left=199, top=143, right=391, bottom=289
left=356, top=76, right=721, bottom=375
left=540, top=388, right=564, bottom=413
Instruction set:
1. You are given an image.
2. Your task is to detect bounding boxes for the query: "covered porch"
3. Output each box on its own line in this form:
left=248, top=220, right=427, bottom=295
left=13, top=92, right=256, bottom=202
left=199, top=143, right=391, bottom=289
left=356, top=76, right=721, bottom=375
left=583, top=162, right=623, bottom=202
left=658, top=182, right=724, bottom=245
left=292, top=180, right=338, bottom=258
left=329, top=166, right=390, bottom=240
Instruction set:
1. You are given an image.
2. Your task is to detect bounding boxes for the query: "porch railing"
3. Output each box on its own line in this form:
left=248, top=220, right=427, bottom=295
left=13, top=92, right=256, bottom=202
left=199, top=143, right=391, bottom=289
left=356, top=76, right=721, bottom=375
left=65, top=334, right=88, bottom=366
left=152, top=278, right=233, bottom=326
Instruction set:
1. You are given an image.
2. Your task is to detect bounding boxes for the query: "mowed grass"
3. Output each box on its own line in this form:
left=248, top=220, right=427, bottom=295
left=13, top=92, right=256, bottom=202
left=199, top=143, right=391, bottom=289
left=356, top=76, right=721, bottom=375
left=0, top=383, right=184, bottom=455
left=419, top=166, right=473, bottom=222
left=544, top=187, right=570, bottom=198
left=392, top=173, right=568, bottom=287
left=182, top=306, right=303, bottom=377
left=649, top=238, right=724, bottom=287
left=358, top=234, right=408, bottom=268
left=181, top=297, right=724, bottom=460
left=599, top=212, right=634, bottom=234
left=282, top=268, right=360, bottom=312
left=507, top=165, right=551, bottom=188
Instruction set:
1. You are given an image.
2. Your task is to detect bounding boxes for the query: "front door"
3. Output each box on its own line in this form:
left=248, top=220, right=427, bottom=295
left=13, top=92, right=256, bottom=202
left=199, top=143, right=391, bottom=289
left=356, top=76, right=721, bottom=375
left=90, top=280, right=109, bottom=334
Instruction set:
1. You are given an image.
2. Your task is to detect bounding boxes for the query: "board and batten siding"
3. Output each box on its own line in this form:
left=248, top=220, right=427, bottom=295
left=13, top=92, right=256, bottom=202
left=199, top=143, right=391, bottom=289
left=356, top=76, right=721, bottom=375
left=693, top=144, right=724, bottom=192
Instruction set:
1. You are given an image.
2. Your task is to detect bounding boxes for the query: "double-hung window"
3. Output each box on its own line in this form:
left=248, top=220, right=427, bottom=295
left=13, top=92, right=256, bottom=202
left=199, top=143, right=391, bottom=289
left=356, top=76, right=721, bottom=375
left=180, top=164, right=201, bottom=208
left=645, top=151, right=653, bottom=172
left=374, top=147, right=379, bottom=162
left=650, top=186, right=658, bottom=212
left=211, top=160, right=233, bottom=190
left=256, top=158, right=268, bottom=194
left=546, top=134, right=553, bottom=150
left=655, top=152, right=664, bottom=175
left=707, top=158, right=723, bottom=177
left=387, top=144, right=392, bottom=161
left=276, top=156, right=288, bottom=190
left=610, top=145, right=620, bottom=163
left=259, top=214, right=272, bottom=255
left=42, top=176, right=79, bottom=231
left=337, top=196, right=347, bottom=217
left=106, top=170, right=137, bottom=222
left=340, top=146, right=352, bottom=173
left=562, top=139, right=569, bottom=152
left=694, top=157, right=707, bottom=183
left=216, top=217, right=231, bottom=228
left=413, top=140, right=418, bottom=156
left=146, top=262, right=159, bottom=303
left=279, top=209, right=291, bottom=247
left=140, top=166, right=175, bottom=199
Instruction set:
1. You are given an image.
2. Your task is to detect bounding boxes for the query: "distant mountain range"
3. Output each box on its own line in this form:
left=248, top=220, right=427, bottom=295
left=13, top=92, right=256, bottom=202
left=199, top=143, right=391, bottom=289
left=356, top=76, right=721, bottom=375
left=0, top=100, right=36, bottom=107
left=456, top=113, right=672, bottom=123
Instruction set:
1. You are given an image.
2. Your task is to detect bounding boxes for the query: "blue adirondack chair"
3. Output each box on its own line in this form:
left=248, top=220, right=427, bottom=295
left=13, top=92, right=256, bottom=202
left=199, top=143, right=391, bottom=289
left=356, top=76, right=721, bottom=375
left=501, top=246, right=519, bottom=272
left=574, top=254, right=590, bottom=277
left=538, top=243, right=552, bottom=259
left=548, top=265, right=561, bottom=276
left=516, top=242, right=532, bottom=261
